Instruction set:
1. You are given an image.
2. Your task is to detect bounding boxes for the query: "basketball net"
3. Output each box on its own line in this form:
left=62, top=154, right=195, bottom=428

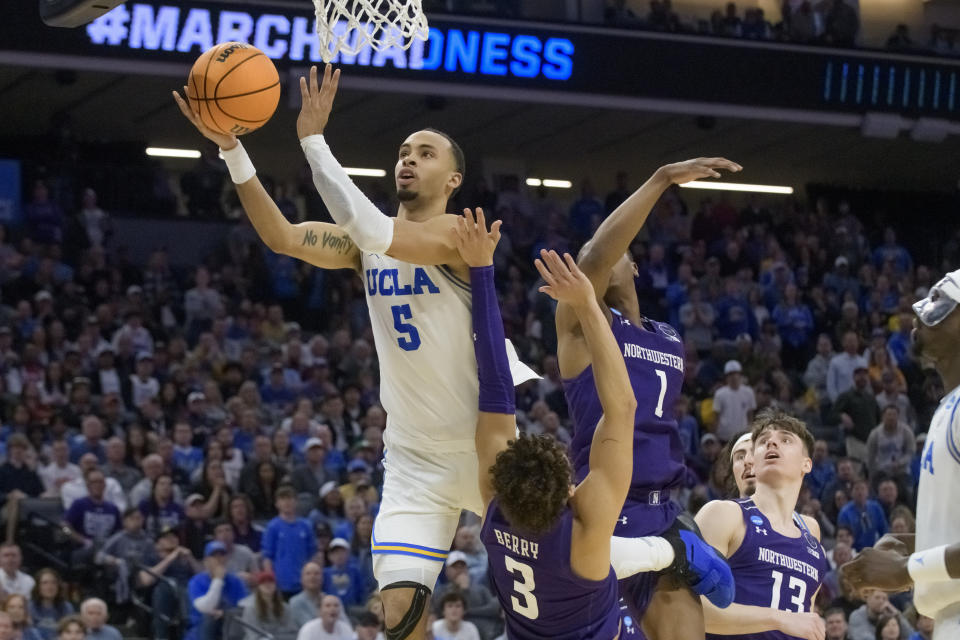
left=313, top=0, right=429, bottom=63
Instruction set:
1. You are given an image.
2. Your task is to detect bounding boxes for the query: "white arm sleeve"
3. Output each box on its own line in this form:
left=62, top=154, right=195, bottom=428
left=300, top=134, right=394, bottom=254
left=913, top=580, right=960, bottom=617
left=609, top=536, right=675, bottom=579
left=192, top=578, right=225, bottom=614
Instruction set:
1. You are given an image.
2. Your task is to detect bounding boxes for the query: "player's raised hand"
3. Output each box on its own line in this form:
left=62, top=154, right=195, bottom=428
left=535, top=249, right=594, bottom=309
left=454, top=208, right=501, bottom=267
left=172, top=86, right=238, bottom=150
left=657, top=157, right=743, bottom=185
left=838, top=547, right=913, bottom=595
left=297, top=64, right=341, bottom=140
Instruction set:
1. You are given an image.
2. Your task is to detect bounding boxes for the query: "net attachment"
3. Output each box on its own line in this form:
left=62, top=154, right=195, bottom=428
left=313, top=0, right=430, bottom=63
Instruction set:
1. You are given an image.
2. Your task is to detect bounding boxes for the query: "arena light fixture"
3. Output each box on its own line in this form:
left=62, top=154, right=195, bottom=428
left=526, top=178, right=573, bottom=189
left=146, top=147, right=202, bottom=159
left=344, top=168, right=387, bottom=177
left=680, top=181, right=794, bottom=195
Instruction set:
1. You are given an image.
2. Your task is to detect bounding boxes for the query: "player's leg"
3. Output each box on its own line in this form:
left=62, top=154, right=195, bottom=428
left=641, top=573, right=704, bottom=640
left=373, top=438, right=467, bottom=640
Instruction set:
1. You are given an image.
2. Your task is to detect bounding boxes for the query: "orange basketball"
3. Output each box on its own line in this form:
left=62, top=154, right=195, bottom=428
left=187, top=42, right=280, bottom=136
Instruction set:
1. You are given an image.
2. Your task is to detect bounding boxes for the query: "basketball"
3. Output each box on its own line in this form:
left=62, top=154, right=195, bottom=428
left=186, top=42, right=280, bottom=136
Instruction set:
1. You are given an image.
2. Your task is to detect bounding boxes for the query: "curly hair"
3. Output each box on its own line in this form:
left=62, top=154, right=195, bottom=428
left=490, top=433, right=572, bottom=536
left=749, top=408, right=815, bottom=456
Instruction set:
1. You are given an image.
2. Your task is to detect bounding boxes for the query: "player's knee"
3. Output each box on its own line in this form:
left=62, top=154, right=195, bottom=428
left=380, top=581, right=431, bottom=640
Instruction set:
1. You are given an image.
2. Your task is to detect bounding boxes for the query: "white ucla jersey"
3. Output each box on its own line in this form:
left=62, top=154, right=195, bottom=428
left=915, top=383, right=960, bottom=637
left=361, top=252, right=478, bottom=450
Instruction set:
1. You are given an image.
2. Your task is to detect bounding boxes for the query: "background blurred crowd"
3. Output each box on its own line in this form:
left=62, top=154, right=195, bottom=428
left=0, top=158, right=953, bottom=640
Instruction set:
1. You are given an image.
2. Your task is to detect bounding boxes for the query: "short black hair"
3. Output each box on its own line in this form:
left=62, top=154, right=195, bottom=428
left=355, top=612, right=381, bottom=628
left=490, top=433, right=571, bottom=536
left=422, top=128, right=465, bottom=195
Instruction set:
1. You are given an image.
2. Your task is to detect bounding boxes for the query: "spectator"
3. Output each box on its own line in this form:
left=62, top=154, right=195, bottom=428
left=0, top=435, right=44, bottom=527
left=679, top=288, right=716, bottom=354
left=807, top=439, right=836, bottom=502
left=432, top=592, right=481, bottom=640
left=827, top=331, right=867, bottom=403
left=183, top=267, right=223, bottom=339
left=712, top=360, right=757, bottom=442
left=322, top=538, right=364, bottom=609
left=171, top=422, right=203, bottom=479
left=129, top=455, right=182, bottom=509
left=432, top=551, right=501, bottom=640
left=353, top=612, right=382, bottom=640
left=772, top=283, right=814, bottom=370
left=887, top=312, right=914, bottom=370
left=101, top=438, right=140, bottom=495
left=228, top=495, right=263, bottom=553
left=97, top=507, right=154, bottom=599
left=876, top=479, right=902, bottom=520
left=838, top=479, right=888, bottom=551
left=182, top=494, right=214, bottom=560
left=138, top=474, right=185, bottom=539
left=604, top=0, right=640, bottom=28
left=0, top=545, right=35, bottom=597
left=865, top=406, right=915, bottom=488
left=69, top=417, right=106, bottom=465
left=138, top=527, right=199, bottom=640
left=451, top=526, right=488, bottom=588
left=23, top=182, right=63, bottom=247
left=240, top=570, right=295, bottom=640
left=0, top=612, right=11, bottom=640
left=835, top=367, right=881, bottom=462
left=128, top=352, right=159, bottom=409
left=886, top=24, right=913, bottom=51
left=212, top=520, right=257, bottom=587
left=38, top=440, right=80, bottom=498
left=1, top=593, right=42, bottom=640
left=289, top=562, right=345, bottom=628
left=247, top=461, right=281, bottom=520
left=60, top=455, right=127, bottom=511
left=567, top=180, right=604, bottom=242
left=29, top=569, right=74, bottom=640
left=63, top=468, right=121, bottom=561
left=848, top=590, right=911, bottom=640
left=263, top=486, right=316, bottom=598
left=296, top=595, right=353, bottom=640
left=803, top=334, right=835, bottom=403
left=824, top=0, right=860, bottom=46
left=291, top=438, right=330, bottom=499
left=825, top=607, right=850, bottom=640
left=78, top=188, right=109, bottom=249
left=54, top=616, right=84, bottom=640
left=186, top=541, right=248, bottom=640
left=604, top=171, right=631, bottom=213
left=78, top=599, right=122, bottom=640
left=875, top=371, right=914, bottom=430
left=908, top=614, right=933, bottom=640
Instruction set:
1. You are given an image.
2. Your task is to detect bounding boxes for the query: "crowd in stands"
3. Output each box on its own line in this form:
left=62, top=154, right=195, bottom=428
left=2, top=147, right=956, bottom=640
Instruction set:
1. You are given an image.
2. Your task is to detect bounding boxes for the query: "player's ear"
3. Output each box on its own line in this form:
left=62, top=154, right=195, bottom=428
left=801, top=455, right=812, bottom=474
left=448, top=171, right=463, bottom=192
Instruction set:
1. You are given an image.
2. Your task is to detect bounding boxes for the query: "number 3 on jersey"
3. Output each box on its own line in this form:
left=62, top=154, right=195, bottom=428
left=391, top=304, right=421, bottom=351
left=504, top=556, right=539, bottom=620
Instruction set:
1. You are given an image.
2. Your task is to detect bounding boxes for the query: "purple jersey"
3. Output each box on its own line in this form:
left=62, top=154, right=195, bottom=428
left=705, top=499, right=828, bottom=640
left=481, top=498, right=620, bottom=640
left=562, top=310, right=686, bottom=536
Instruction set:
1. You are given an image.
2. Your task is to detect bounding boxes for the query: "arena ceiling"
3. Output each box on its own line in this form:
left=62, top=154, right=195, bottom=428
left=3, top=63, right=960, bottom=195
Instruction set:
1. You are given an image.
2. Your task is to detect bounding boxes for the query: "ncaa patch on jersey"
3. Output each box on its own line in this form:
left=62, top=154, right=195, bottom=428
left=750, top=515, right=764, bottom=526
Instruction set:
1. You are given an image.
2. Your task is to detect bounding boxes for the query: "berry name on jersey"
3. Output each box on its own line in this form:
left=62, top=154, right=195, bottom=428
left=490, top=528, right=541, bottom=560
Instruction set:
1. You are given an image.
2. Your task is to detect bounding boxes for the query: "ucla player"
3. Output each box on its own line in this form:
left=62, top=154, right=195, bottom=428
left=558, top=158, right=739, bottom=638
left=841, top=269, right=960, bottom=640
left=174, top=65, right=516, bottom=639
left=696, top=409, right=827, bottom=640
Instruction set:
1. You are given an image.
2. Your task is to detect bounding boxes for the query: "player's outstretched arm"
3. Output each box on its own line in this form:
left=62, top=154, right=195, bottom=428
left=297, top=65, right=464, bottom=268
left=841, top=542, right=960, bottom=614
left=172, top=88, right=360, bottom=272
left=535, top=251, right=636, bottom=552
left=454, top=209, right=513, bottom=513
left=577, top=158, right=741, bottom=293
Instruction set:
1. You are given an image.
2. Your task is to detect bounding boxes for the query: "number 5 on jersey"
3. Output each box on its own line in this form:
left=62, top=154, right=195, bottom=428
left=504, top=556, right=539, bottom=620
left=391, top=304, right=421, bottom=351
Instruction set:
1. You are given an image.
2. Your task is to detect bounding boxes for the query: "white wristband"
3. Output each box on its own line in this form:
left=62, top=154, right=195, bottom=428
left=908, top=545, right=952, bottom=585
left=220, top=141, right=256, bottom=184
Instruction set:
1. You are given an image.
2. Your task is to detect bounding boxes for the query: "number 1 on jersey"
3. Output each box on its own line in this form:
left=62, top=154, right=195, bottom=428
left=391, top=304, right=421, bottom=351
left=654, top=369, right=668, bottom=418
left=504, top=556, right=539, bottom=620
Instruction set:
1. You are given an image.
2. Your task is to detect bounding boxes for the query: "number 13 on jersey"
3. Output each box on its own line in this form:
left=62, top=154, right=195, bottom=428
left=391, top=304, right=421, bottom=351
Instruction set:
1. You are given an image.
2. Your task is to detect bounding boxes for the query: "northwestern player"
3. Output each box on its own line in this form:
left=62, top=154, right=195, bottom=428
left=696, top=409, right=827, bottom=640
left=462, top=209, right=632, bottom=639
left=559, top=158, right=740, bottom=638
left=841, top=269, right=960, bottom=640
left=729, top=432, right=757, bottom=498
left=174, top=65, right=525, bottom=640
